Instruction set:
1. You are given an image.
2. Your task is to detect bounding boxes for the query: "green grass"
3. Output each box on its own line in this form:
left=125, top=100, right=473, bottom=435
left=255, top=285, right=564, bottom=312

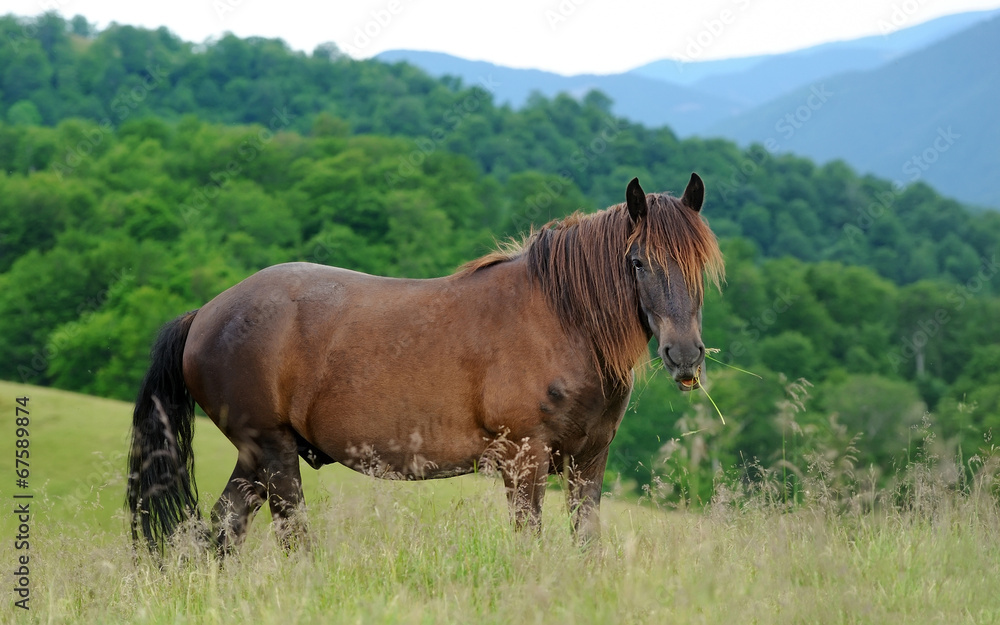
left=2, top=380, right=1000, bottom=624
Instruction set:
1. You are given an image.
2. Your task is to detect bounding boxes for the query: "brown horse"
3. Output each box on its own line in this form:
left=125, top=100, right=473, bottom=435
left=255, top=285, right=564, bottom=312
left=127, top=175, right=724, bottom=553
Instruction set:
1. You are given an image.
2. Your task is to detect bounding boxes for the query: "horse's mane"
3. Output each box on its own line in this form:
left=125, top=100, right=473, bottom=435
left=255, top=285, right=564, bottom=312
left=460, top=194, right=724, bottom=387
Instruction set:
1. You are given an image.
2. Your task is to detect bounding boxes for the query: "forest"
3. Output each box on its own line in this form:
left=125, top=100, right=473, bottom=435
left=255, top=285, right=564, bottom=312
left=2, top=13, right=999, bottom=499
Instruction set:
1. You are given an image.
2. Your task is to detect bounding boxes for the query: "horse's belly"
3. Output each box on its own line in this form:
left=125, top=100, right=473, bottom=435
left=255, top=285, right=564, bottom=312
left=305, top=400, right=491, bottom=480
left=338, top=444, right=481, bottom=480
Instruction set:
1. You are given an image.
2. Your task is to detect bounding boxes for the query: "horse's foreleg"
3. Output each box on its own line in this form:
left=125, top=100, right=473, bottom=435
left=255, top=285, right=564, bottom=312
left=564, top=448, right=610, bottom=545
left=500, top=438, right=550, bottom=534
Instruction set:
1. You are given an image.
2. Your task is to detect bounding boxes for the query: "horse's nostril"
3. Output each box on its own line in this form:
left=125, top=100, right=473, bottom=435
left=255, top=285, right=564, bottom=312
left=660, top=346, right=677, bottom=367
left=665, top=344, right=702, bottom=368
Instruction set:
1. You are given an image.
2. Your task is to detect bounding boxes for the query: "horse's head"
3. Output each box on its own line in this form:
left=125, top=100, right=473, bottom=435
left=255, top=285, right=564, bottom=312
left=626, top=174, right=717, bottom=392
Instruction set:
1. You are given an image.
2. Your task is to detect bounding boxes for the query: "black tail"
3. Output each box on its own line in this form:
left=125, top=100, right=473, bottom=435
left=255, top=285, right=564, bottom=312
left=126, top=310, right=200, bottom=554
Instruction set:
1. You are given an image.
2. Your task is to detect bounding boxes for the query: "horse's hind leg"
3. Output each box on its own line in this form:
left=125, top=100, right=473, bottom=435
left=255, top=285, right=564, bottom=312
left=211, top=429, right=306, bottom=554
left=258, top=428, right=308, bottom=551
left=211, top=452, right=266, bottom=555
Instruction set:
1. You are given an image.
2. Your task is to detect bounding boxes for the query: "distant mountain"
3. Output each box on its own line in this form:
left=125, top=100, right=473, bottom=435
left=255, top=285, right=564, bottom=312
left=684, top=48, right=893, bottom=108
left=622, top=55, right=769, bottom=87
left=376, top=10, right=1000, bottom=207
left=709, top=15, right=1000, bottom=208
left=374, top=50, right=741, bottom=136
left=377, top=9, right=999, bottom=135
left=630, top=9, right=999, bottom=95
left=681, top=9, right=1000, bottom=107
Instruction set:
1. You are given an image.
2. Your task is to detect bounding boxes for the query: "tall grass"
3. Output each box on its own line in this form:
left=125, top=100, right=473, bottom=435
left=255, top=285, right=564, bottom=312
left=6, top=451, right=1000, bottom=624
left=2, top=381, right=999, bottom=624
left=2, top=466, right=1000, bottom=624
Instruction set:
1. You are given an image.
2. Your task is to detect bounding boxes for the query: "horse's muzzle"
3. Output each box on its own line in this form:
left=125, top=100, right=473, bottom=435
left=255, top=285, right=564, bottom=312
left=661, top=343, right=704, bottom=392
left=674, top=366, right=702, bottom=392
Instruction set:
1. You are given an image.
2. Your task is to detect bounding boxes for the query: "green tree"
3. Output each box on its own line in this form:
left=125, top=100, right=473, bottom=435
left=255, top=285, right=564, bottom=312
left=820, top=375, right=926, bottom=469
left=6, top=100, right=42, bottom=125
left=758, top=331, right=820, bottom=380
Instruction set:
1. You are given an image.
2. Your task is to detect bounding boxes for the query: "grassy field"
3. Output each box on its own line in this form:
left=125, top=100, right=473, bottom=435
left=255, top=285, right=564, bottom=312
left=1, top=380, right=999, bottom=624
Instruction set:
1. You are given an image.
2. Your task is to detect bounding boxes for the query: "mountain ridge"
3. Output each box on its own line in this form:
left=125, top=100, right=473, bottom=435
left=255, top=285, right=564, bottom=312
left=709, top=14, right=1000, bottom=208
left=376, top=9, right=1000, bottom=208
left=374, top=49, right=742, bottom=136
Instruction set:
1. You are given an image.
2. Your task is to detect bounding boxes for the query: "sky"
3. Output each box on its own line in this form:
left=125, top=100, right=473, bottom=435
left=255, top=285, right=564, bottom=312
left=8, top=0, right=1000, bottom=75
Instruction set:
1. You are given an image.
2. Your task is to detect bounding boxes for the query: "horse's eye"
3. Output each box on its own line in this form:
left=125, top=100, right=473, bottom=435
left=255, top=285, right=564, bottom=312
left=631, top=258, right=644, bottom=270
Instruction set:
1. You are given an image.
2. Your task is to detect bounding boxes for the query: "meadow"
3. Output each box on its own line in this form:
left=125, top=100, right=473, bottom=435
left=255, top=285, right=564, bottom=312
left=2, top=380, right=999, bottom=624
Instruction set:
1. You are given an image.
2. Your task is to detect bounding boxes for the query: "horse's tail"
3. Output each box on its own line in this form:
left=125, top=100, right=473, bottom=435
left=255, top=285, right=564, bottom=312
left=126, top=309, right=200, bottom=554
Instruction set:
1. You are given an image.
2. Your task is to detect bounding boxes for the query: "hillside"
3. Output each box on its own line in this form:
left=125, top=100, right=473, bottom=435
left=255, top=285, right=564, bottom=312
left=682, top=47, right=893, bottom=108
left=0, top=381, right=232, bottom=533
left=372, top=11, right=1000, bottom=208
left=373, top=50, right=742, bottom=135
left=375, top=10, right=1000, bottom=131
left=631, top=9, right=999, bottom=101
left=710, top=15, right=1000, bottom=208
left=2, top=13, right=997, bottom=278
left=3, top=112, right=999, bottom=494
left=2, top=14, right=1000, bottom=494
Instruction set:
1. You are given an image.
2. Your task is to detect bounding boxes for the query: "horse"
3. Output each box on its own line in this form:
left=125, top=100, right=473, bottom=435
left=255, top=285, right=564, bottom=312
left=126, top=174, right=724, bottom=554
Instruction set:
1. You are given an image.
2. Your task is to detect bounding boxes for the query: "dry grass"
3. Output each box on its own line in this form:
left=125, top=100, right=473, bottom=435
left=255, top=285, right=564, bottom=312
left=6, top=476, right=1000, bottom=624
left=2, top=381, right=1000, bottom=624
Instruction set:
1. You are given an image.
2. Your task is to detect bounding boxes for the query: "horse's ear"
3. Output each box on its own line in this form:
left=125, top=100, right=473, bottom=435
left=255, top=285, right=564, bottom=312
left=626, top=177, right=647, bottom=223
left=681, top=172, right=704, bottom=212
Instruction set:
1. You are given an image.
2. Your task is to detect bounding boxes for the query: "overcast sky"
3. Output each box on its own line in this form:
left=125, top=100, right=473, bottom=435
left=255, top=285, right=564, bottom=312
left=9, top=0, right=1000, bottom=74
